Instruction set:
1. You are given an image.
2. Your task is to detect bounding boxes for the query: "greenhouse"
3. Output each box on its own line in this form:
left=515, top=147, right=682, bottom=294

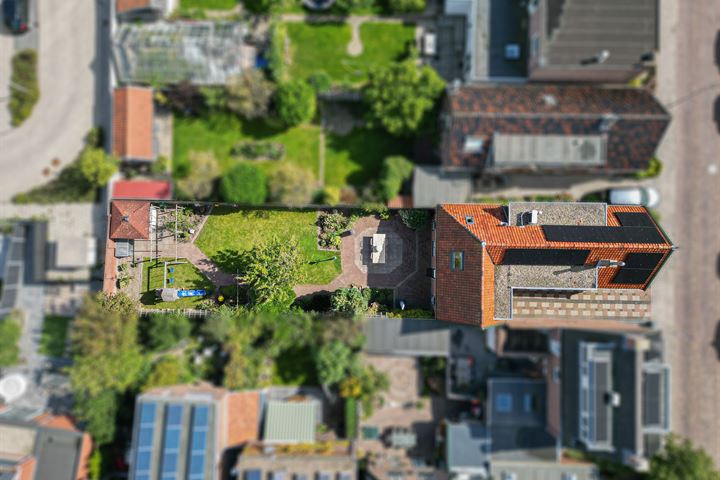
left=113, top=21, right=252, bottom=85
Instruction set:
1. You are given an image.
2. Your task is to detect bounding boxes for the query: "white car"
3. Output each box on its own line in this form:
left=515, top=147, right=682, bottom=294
left=608, top=186, right=660, bottom=208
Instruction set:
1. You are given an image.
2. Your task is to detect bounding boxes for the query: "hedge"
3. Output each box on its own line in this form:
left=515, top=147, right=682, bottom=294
left=9, top=49, right=40, bottom=126
left=345, top=397, right=358, bottom=439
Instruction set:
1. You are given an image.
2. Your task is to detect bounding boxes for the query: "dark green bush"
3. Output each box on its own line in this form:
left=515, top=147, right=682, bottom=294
left=379, top=155, right=414, bottom=201
left=230, top=141, right=285, bottom=161
left=9, top=49, right=39, bottom=126
left=308, top=71, right=333, bottom=93
left=268, top=22, right=288, bottom=83
left=146, top=312, right=192, bottom=351
left=398, top=209, right=430, bottom=230
left=317, top=210, right=352, bottom=249
left=219, top=163, right=268, bottom=204
left=276, top=80, right=316, bottom=127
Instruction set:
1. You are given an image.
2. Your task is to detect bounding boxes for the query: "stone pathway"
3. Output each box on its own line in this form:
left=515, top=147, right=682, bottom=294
left=347, top=17, right=364, bottom=56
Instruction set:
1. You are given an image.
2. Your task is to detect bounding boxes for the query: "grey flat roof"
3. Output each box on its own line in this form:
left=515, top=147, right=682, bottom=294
left=506, top=202, right=607, bottom=227
left=33, top=428, right=84, bottom=480
left=490, top=460, right=598, bottom=480
left=488, top=378, right=546, bottom=428
left=412, top=166, right=473, bottom=208
left=363, top=317, right=451, bottom=357
left=493, top=134, right=607, bottom=168
left=446, top=421, right=490, bottom=470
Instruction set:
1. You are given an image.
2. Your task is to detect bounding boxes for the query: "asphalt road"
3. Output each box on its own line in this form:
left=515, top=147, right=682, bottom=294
left=0, top=0, right=100, bottom=201
left=651, top=0, right=720, bottom=462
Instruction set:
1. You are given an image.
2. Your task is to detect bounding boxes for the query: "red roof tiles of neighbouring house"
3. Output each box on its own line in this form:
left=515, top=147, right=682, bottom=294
left=116, top=0, right=152, bottom=14
left=112, top=87, right=155, bottom=161
left=432, top=202, right=674, bottom=328
left=109, top=200, right=150, bottom=240
left=442, top=85, right=670, bottom=173
left=112, top=180, right=172, bottom=200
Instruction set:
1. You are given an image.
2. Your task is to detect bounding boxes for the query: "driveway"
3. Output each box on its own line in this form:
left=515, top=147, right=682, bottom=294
left=651, top=0, right=720, bottom=462
left=0, top=0, right=102, bottom=201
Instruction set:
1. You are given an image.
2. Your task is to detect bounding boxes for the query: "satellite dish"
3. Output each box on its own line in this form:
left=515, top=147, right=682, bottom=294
left=0, top=374, right=28, bottom=403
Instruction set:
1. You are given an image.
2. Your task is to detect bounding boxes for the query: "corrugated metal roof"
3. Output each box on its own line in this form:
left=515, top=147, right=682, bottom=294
left=363, top=317, right=451, bottom=357
left=262, top=401, right=316, bottom=444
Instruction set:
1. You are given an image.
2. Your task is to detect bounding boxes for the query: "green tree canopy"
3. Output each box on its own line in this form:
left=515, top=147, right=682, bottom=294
left=226, top=70, right=275, bottom=119
left=177, top=150, right=220, bottom=200
left=379, top=155, right=414, bottom=201
left=276, top=80, right=316, bottom=127
left=330, top=286, right=372, bottom=316
left=364, top=58, right=445, bottom=136
left=73, top=390, right=118, bottom=446
left=387, top=0, right=426, bottom=12
left=142, top=356, right=192, bottom=391
left=146, top=311, right=192, bottom=351
left=649, top=434, right=720, bottom=480
left=78, top=147, right=118, bottom=188
left=219, top=163, right=268, bottom=204
left=240, top=236, right=301, bottom=306
left=315, top=340, right=356, bottom=387
left=268, top=163, right=316, bottom=205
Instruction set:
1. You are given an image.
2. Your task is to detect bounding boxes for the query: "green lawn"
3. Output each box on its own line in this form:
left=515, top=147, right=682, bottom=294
left=180, top=0, right=237, bottom=9
left=39, top=316, right=72, bottom=358
left=272, top=346, right=318, bottom=385
left=173, top=112, right=321, bottom=180
left=325, top=128, right=412, bottom=189
left=140, top=258, right=214, bottom=309
left=196, top=208, right=341, bottom=285
left=286, top=22, right=415, bottom=85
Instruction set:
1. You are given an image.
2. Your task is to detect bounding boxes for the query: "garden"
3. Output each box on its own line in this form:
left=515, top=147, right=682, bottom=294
left=195, top=207, right=342, bottom=285
left=139, top=258, right=215, bottom=309
left=9, top=49, right=39, bottom=127
left=284, top=22, right=416, bottom=86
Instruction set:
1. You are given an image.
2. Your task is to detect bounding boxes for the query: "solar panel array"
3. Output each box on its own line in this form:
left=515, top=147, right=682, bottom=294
left=612, top=252, right=665, bottom=285
left=542, top=225, right=666, bottom=244
left=501, top=248, right=590, bottom=266
left=160, top=405, right=183, bottom=480
left=614, top=212, right=655, bottom=227
left=187, top=406, right=210, bottom=480
left=133, top=403, right=157, bottom=480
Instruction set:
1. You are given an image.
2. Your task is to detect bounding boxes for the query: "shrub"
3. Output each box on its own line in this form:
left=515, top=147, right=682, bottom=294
left=177, top=151, right=220, bottom=200
left=12, top=160, right=95, bottom=204
left=219, top=163, right=267, bottom=204
left=9, top=49, right=39, bottom=126
left=268, top=163, right=315, bottom=205
left=365, top=58, right=445, bottom=136
left=226, top=70, right=275, bottom=119
left=398, top=209, right=430, bottom=230
left=146, top=311, right=192, bottom=351
left=636, top=156, right=663, bottom=179
left=386, top=308, right=434, bottom=318
left=200, top=86, right=228, bottom=111
left=317, top=185, right=341, bottom=206
left=315, top=340, right=355, bottom=386
left=85, top=126, right=104, bottom=148
left=317, top=210, right=351, bottom=249
left=276, top=80, right=316, bottom=127
left=345, top=398, right=358, bottom=439
left=230, top=141, right=284, bottom=161
left=242, top=0, right=281, bottom=13
left=142, top=356, right=191, bottom=390
left=308, top=71, right=333, bottom=93
left=361, top=201, right=390, bottom=220
left=387, top=0, right=426, bottom=12
left=78, top=147, right=119, bottom=188
left=89, top=449, right=102, bottom=480
left=240, top=236, right=302, bottom=306
left=0, top=311, right=23, bottom=367
left=164, top=81, right=205, bottom=115
left=379, top=155, right=414, bottom=201
left=268, top=22, right=288, bottom=83
left=151, top=155, right=171, bottom=175
left=331, top=286, right=372, bottom=315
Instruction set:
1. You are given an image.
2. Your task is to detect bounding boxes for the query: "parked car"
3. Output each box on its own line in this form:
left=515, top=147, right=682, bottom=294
left=2, top=0, right=29, bottom=34
left=608, top=186, right=661, bottom=208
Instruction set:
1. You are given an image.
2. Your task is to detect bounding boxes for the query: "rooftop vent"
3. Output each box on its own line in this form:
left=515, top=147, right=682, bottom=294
left=463, top=136, right=484, bottom=154
left=542, top=93, right=557, bottom=107
left=605, top=391, right=621, bottom=407
left=465, top=215, right=475, bottom=225
left=122, top=215, right=130, bottom=222
left=599, top=114, right=619, bottom=133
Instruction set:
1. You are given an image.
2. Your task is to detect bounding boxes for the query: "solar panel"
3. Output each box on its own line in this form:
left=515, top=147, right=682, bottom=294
left=245, top=470, right=262, bottom=480
left=501, top=248, right=590, bottom=266
left=615, top=212, right=655, bottom=227
left=643, top=371, right=662, bottom=427
left=611, top=268, right=654, bottom=285
left=623, top=252, right=664, bottom=270
left=593, top=362, right=610, bottom=443
left=542, top=225, right=666, bottom=244
left=187, top=405, right=210, bottom=480
left=160, top=405, right=183, bottom=480
left=133, top=402, right=156, bottom=480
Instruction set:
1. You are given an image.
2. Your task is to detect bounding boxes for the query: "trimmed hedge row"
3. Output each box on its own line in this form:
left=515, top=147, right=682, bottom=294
left=9, top=49, right=39, bottom=126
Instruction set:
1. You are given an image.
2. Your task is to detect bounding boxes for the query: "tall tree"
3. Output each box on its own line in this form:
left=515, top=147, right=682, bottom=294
left=650, top=435, right=720, bottom=480
left=364, top=58, right=445, bottom=136
left=77, top=147, right=118, bottom=188
left=226, top=70, right=275, bottom=119
left=146, top=312, right=192, bottom=351
left=239, top=236, right=301, bottom=306
left=276, top=80, right=316, bottom=127
left=315, top=340, right=356, bottom=387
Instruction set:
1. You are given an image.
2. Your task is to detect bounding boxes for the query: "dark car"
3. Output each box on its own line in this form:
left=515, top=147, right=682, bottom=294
left=2, top=0, right=29, bottom=34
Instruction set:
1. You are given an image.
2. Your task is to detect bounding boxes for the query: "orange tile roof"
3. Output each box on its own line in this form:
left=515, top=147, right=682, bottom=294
left=109, top=200, right=150, bottom=240
left=227, top=391, right=261, bottom=446
left=112, top=87, right=154, bottom=161
left=116, top=0, right=153, bottom=14
left=434, top=203, right=673, bottom=328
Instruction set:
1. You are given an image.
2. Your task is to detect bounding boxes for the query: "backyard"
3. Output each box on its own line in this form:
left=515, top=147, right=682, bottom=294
left=195, top=208, right=342, bottom=285
left=285, top=22, right=416, bottom=85
left=140, top=258, right=215, bottom=309
left=174, top=112, right=410, bottom=192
